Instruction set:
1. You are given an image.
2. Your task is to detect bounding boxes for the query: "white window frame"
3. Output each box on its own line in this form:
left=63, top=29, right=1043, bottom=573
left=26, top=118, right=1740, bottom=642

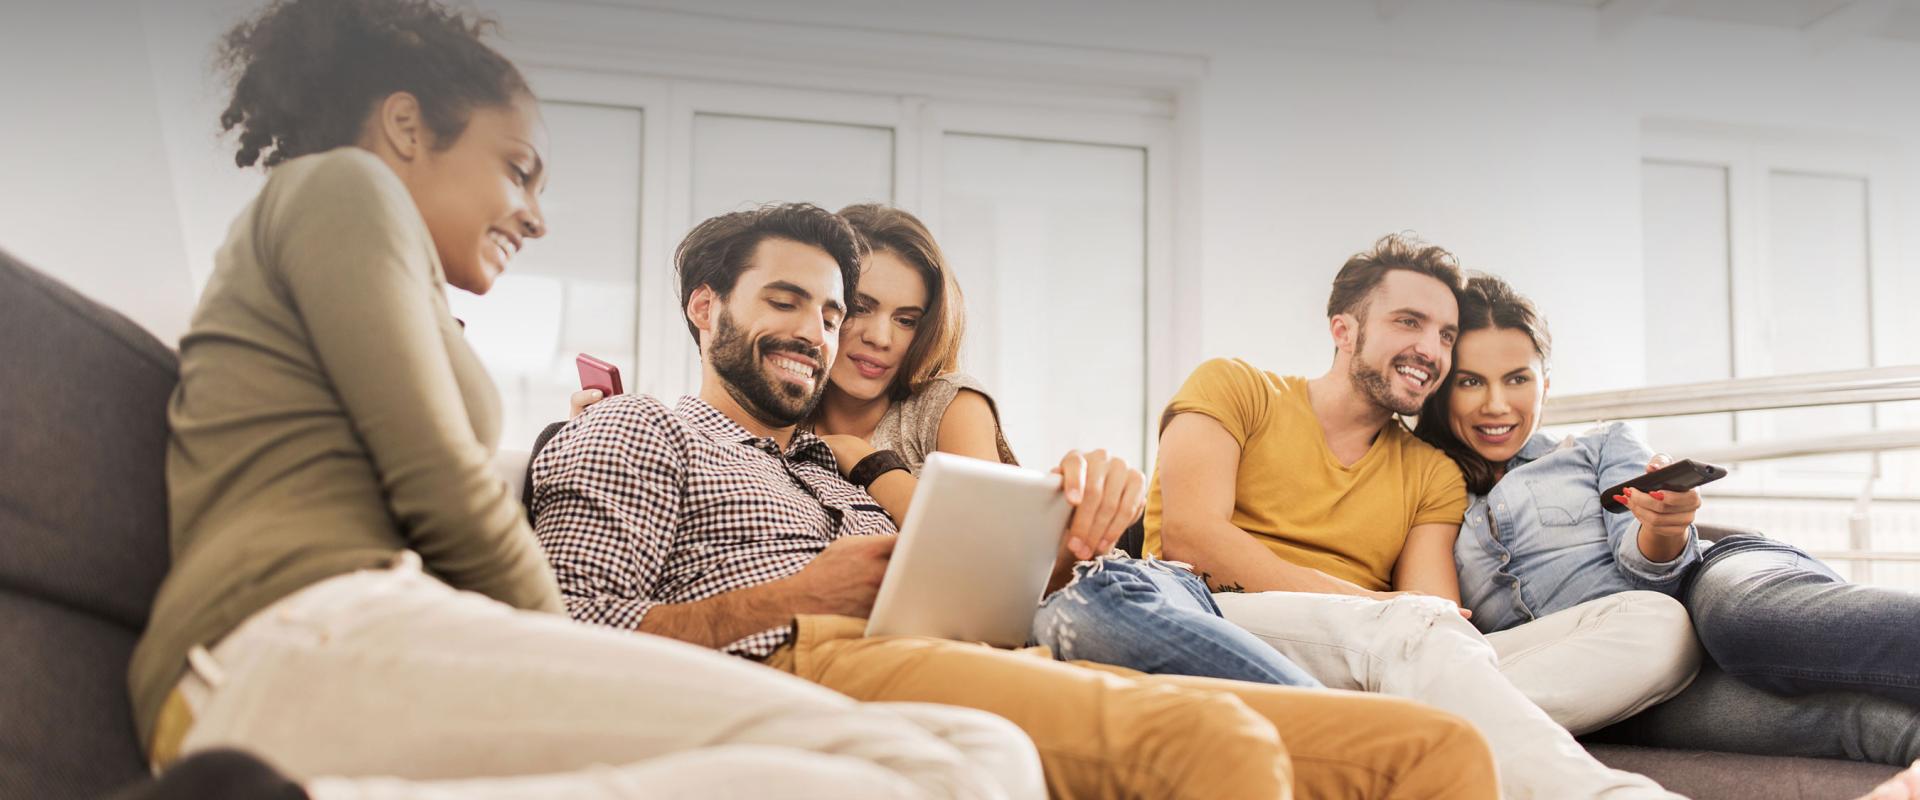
left=1643, top=120, right=1904, bottom=498
left=497, top=3, right=1203, bottom=464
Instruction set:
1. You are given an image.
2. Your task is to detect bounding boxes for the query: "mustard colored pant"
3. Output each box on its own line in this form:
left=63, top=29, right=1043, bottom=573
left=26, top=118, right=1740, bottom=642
left=766, top=615, right=1498, bottom=800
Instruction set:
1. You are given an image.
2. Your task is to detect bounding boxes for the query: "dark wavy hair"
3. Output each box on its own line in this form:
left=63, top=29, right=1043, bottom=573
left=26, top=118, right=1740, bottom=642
left=675, top=203, right=868, bottom=345
left=216, top=0, right=530, bottom=168
left=836, top=204, right=966, bottom=402
left=1412, top=273, right=1554, bottom=495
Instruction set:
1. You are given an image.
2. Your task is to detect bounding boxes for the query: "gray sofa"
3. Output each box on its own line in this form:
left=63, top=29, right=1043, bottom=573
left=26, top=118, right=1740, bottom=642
left=3, top=248, right=178, bottom=797
left=0, top=247, right=1900, bottom=798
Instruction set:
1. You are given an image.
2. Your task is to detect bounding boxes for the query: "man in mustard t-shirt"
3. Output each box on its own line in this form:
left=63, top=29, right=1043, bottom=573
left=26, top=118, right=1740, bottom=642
left=1145, top=234, right=1685, bottom=800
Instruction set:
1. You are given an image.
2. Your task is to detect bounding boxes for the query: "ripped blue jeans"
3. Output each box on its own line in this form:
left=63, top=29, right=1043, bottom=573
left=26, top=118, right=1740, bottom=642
left=1032, top=555, right=1322, bottom=687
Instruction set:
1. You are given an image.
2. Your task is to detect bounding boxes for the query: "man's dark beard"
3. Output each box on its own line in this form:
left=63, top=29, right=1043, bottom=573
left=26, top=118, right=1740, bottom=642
left=708, top=307, right=829, bottom=428
left=1348, top=328, right=1431, bottom=417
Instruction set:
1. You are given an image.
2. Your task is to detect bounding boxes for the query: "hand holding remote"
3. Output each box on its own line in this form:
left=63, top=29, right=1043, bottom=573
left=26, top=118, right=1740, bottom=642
left=1611, top=455, right=1707, bottom=543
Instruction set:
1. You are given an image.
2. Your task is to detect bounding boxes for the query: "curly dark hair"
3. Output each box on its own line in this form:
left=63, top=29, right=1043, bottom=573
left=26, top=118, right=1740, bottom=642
left=216, top=0, right=530, bottom=168
left=1412, top=272, right=1554, bottom=495
left=675, top=204, right=868, bottom=345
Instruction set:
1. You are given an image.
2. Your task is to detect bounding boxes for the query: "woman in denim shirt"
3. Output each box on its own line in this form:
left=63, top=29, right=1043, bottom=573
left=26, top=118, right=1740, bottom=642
left=1413, top=273, right=1920, bottom=768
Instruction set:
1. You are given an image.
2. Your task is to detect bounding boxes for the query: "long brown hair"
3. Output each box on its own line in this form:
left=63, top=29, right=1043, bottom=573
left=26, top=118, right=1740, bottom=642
left=1412, top=273, right=1553, bottom=495
left=836, top=204, right=965, bottom=401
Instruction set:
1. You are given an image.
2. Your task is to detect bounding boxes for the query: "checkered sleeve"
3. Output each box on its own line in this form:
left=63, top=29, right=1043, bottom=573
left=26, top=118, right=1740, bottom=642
left=529, top=396, right=685, bottom=631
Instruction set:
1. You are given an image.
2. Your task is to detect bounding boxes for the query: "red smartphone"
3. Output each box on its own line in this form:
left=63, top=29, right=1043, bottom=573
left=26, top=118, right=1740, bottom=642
left=575, top=353, right=624, bottom=396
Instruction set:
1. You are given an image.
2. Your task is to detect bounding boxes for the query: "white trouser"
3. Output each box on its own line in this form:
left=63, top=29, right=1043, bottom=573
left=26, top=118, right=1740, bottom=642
left=175, top=552, right=1042, bottom=800
left=1213, top=590, right=1700, bottom=800
left=1485, top=591, right=1702, bottom=734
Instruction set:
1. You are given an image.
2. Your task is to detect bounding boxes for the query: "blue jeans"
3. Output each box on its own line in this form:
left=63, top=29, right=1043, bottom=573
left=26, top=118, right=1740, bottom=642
left=1685, top=534, right=1920, bottom=705
left=1032, top=556, right=1322, bottom=687
left=1588, top=660, right=1920, bottom=766
left=1595, top=533, right=1920, bottom=765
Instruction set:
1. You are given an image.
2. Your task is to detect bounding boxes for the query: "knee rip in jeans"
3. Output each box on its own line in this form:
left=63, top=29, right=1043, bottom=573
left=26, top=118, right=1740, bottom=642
left=1050, top=554, right=1187, bottom=604
left=1375, top=595, right=1471, bottom=660
left=1058, top=553, right=1197, bottom=590
left=1036, top=608, right=1082, bottom=655
left=1041, top=554, right=1207, bottom=653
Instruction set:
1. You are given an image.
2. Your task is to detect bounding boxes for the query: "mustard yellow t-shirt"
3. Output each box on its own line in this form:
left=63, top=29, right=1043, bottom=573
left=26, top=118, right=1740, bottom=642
left=1143, top=358, right=1467, bottom=591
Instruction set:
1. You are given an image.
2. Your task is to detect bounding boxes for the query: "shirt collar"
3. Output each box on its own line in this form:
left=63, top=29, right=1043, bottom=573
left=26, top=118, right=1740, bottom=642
left=673, top=396, right=836, bottom=466
left=1511, top=430, right=1562, bottom=467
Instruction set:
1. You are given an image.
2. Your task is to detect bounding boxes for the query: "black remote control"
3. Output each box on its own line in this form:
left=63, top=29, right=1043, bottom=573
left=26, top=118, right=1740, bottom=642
left=1600, top=459, right=1728, bottom=513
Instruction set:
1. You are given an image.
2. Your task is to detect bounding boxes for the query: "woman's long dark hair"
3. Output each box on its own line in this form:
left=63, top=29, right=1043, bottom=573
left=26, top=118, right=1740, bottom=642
left=216, top=0, right=529, bottom=168
left=1412, top=273, right=1553, bottom=495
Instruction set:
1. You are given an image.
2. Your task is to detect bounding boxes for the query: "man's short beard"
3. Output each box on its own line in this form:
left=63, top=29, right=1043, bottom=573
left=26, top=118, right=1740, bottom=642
left=708, top=306, right=829, bottom=428
left=1348, top=328, right=1425, bottom=416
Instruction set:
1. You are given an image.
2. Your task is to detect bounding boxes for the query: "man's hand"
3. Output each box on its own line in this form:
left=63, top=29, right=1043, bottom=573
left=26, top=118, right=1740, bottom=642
left=1053, top=449, right=1147, bottom=561
left=817, top=434, right=878, bottom=479
left=1617, top=455, right=1703, bottom=542
left=784, top=535, right=896, bottom=618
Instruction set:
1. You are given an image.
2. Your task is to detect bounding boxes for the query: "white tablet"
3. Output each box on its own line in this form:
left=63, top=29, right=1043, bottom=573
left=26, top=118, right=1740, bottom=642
left=864, top=452, right=1072, bottom=648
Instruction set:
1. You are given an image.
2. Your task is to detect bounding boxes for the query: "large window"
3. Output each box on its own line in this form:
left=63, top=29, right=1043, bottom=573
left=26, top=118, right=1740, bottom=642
left=939, top=134, right=1147, bottom=467
left=451, top=70, right=1178, bottom=470
left=447, top=102, right=643, bottom=450
left=1640, top=124, right=1917, bottom=584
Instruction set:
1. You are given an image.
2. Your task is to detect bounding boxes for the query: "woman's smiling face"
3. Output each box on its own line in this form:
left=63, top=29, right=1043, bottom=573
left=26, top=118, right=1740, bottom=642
left=406, top=94, right=550, bottom=295
left=829, top=250, right=928, bottom=401
left=1446, top=326, right=1549, bottom=465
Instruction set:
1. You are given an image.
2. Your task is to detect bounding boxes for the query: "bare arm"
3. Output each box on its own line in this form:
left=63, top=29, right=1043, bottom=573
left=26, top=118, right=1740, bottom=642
left=1392, top=523, right=1464, bottom=604
left=637, top=535, right=896, bottom=649
left=844, top=389, right=1005, bottom=522
left=1157, top=413, right=1377, bottom=596
left=817, top=434, right=916, bottom=523
left=636, top=579, right=805, bottom=649
left=935, top=390, right=1007, bottom=461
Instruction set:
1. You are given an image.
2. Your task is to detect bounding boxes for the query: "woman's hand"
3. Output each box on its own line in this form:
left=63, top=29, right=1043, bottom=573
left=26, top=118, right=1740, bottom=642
left=568, top=389, right=605, bottom=419
left=1617, top=454, right=1703, bottom=542
left=1365, top=589, right=1473, bottom=619
left=1052, top=449, right=1147, bottom=561
left=818, top=434, right=878, bottom=479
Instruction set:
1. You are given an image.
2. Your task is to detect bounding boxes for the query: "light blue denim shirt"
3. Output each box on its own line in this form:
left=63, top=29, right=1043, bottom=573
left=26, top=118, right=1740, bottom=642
left=1455, top=421, right=1702, bottom=634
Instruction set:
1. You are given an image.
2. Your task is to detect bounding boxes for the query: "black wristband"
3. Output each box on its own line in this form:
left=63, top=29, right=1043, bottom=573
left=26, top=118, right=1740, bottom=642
left=848, top=449, right=909, bottom=488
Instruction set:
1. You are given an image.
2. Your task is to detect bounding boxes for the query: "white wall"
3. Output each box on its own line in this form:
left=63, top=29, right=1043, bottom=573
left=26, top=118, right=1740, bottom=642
left=563, top=0, right=1920, bottom=397
left=0, top=0, right=198, bottom=345
left=7, top=0, right=1919, bottom=393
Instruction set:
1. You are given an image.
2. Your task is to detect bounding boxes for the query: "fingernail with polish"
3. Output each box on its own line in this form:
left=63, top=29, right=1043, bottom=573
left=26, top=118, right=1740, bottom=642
left=1651, top=490, right=1667, bottom=500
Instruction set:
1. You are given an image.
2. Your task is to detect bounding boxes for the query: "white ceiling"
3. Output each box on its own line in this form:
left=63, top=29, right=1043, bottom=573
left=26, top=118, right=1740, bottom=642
left=1500, top=0, right=1920, bottom=43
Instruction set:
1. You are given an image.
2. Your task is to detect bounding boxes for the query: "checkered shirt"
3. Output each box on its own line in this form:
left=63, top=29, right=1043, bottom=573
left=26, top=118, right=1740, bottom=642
left=529, top=394, right=897, bottom=657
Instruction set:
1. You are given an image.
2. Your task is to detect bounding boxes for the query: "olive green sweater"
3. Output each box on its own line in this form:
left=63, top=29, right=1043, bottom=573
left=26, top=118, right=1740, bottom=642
left=128, top=148, right=564, bottom=747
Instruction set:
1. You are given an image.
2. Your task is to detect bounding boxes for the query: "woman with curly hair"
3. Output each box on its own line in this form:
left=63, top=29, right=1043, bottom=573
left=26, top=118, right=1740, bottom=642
left=128, top=1, right=1041, bottom=796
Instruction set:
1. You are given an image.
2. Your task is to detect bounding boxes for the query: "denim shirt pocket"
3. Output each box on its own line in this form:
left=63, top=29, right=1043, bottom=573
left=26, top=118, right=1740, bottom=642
left=1525, top=478, right=1601, bottom=527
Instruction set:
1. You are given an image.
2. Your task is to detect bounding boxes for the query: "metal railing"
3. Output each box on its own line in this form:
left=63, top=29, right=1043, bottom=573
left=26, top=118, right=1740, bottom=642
left=1541, top=365, right=1920, bottom=426
left=1687, top=430, right=1920, bottom=465
left=1543, top=365, right=1920, bottom=579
